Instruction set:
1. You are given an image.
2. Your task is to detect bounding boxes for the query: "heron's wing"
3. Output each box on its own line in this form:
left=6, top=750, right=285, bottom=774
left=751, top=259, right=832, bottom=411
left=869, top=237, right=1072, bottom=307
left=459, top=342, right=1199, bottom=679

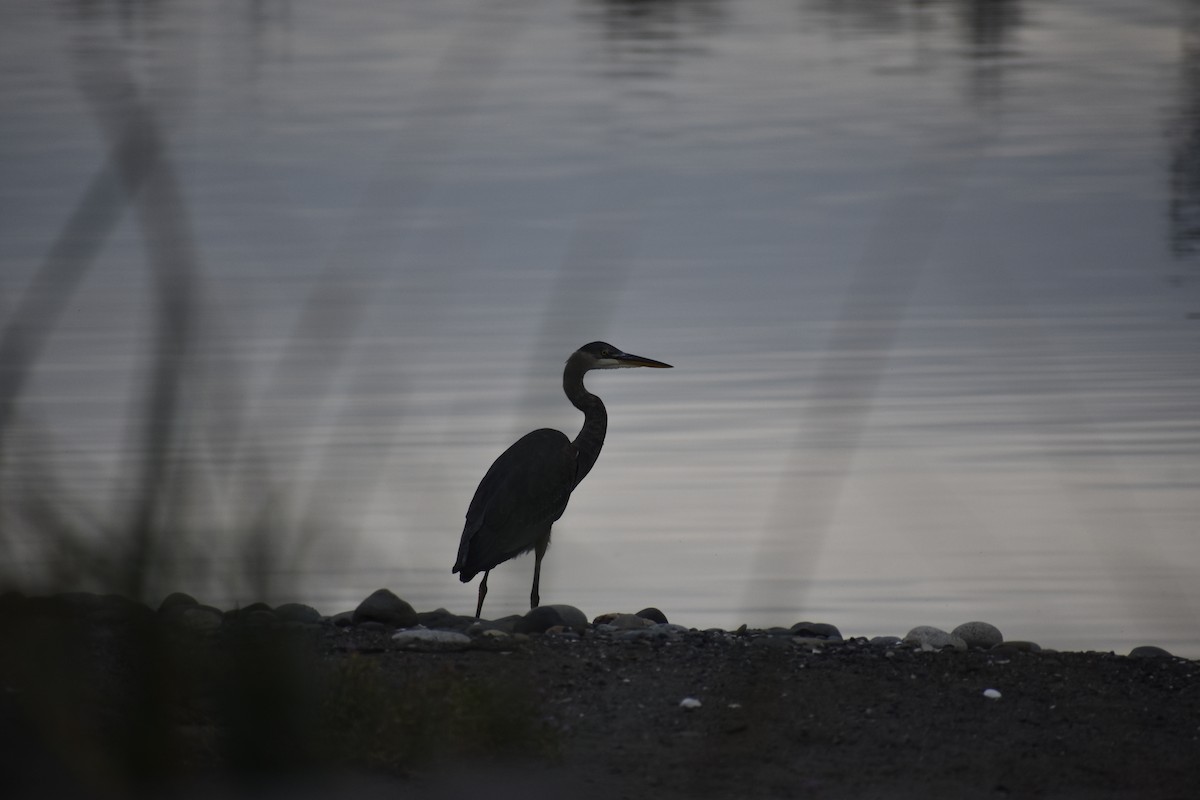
left=454, top=428, right=577, bottom=578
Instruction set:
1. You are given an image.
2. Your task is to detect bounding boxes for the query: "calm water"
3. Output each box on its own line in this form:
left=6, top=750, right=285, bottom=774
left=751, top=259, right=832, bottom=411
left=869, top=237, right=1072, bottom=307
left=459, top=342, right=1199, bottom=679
left=1, top=0, right=1198, bottom=655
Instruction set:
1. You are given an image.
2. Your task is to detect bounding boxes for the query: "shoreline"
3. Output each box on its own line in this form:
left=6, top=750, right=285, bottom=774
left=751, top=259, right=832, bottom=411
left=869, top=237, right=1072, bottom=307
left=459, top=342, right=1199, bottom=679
left=3, top=590, right=1198, bottom=799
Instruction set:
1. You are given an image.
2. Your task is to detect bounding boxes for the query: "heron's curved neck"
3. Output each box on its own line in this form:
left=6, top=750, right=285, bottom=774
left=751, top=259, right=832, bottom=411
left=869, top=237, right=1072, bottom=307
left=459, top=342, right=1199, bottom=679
left=564, top=354, right=606, bottom=486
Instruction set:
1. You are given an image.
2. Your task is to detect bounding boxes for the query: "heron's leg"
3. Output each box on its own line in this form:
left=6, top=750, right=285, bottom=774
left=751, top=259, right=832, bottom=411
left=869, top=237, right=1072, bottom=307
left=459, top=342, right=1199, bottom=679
left=530, top=536, right=549, bottom=609
left=475, top=570, right=490, bottom=619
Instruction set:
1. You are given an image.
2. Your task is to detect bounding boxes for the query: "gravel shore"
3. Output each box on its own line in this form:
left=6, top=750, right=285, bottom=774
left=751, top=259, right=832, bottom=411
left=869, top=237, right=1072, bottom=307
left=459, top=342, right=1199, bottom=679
left=2, top=592, right=1197, bottom=799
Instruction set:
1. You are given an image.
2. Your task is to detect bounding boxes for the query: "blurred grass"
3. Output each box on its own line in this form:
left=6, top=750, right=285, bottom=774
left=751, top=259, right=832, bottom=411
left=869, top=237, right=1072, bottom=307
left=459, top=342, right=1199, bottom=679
left=0, top=597, right=555, bottom=796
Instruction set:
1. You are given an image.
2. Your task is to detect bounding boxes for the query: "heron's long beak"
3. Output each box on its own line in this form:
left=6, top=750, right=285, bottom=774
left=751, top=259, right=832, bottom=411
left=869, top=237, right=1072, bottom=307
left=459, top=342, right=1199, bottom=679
left=614, top=351, right=673, bottom=369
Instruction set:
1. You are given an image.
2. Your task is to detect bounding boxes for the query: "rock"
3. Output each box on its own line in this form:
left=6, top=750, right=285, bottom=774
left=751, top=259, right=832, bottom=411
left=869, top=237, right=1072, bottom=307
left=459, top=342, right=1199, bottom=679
left=176, top=605, right=224, bottom=633
left=594, top=613, right=652, bottom=630
left=952, top=621, right=1004, bottom=649
left=636, top=607, right=669, bottom=625
left=903, top=626, right=967, bottom=652
left=515, top=606, right=566, bottom=634
left=392, top=629, right=472, bottom=650
left=869, top=636, right=902, bottom=647
left=991, top=640, right=1042, bottom=654
left=158, top=592, right=198, bottom=612
left=329, top=610, right=355, bottom=627
left=546, top=604, right=588, bottom=633
left=679, top=697, right=702, bottom=710
left=1129, top=645, right=1173, bottom=658
left=982, top=688, right=1002, bottom=700
left=789, top=621, right=843, bottom=641
left=274, top=603, right=322, bottom=624
left=241, top=609, right=280, bottom=627
left=352, top=589, right=417, bottom=628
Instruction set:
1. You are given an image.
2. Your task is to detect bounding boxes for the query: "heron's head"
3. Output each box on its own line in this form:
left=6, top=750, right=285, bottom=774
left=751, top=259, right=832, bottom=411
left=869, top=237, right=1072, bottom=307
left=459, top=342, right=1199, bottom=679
left=574, top=341, right=673, bottom=370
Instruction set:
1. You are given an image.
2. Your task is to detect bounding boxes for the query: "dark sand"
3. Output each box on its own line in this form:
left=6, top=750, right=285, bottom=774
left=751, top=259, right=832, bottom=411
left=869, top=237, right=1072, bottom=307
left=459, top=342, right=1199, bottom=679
left=2, top=598, right=1198, bottom=799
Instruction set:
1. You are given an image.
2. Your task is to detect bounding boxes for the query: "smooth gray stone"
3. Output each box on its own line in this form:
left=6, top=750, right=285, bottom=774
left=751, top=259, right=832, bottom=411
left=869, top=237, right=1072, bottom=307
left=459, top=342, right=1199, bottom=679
left=352, top=589, right=417, bottom=628
left=595, top=612, right=652, bottom=630
left=515, top=606, right=566, bottom=634
left=636, top=607, right=669, bottom=625
left=790, top=621, right=843, bottom=641
left=1129, top=645, right=1173, bottom=658
left=417, top=608, right=478, bottom=632
left=544, top=604, right=588, bottom=633
left=158, top=592, right=198, bottom=612
left=904, top=626, right=967, bottom=652
left=952, top=621, right=1004, bottom=649
left=177, top=605, right=224, bottom=633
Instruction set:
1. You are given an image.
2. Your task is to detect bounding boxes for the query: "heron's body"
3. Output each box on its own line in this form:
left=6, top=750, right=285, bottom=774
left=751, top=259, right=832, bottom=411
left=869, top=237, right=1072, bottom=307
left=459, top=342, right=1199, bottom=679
left=453, top=341, right=671, bottom=618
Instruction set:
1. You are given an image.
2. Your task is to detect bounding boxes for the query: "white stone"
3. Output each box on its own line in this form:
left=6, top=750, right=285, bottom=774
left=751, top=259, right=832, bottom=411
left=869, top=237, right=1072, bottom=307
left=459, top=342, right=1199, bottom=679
left=679, top=697, right=702, bottom=710
left=983, top=688, right=1002, bottom=700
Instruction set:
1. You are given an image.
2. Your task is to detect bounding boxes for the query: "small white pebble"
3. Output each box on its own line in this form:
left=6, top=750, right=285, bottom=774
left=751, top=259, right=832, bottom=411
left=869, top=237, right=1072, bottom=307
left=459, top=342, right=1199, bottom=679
left=983, top=688, right=1002, bottom=700
left=727, top=703, right=742, bottom=709
left=679, top=697, right=702, bottom=710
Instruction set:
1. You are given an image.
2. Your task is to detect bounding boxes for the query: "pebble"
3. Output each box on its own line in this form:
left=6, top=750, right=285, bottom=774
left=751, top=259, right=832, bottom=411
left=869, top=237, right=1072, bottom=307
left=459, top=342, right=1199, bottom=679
left=352, top=589, right=417, bottom=628
left=274, top=603, right=321, bottom=624
left=392, top=628, right=472, bottom=650
left=1128, top=645, right=1173, bottom=658
left=990, top=640, right=1042, bottom=654
left=952, top=621, right=1004, bottom=649
left=545, top=604, right=588, bottom=633
left=789, top=621, right=843, bottom=641
left=515, top=606, right=566, bottom=634
left=158, top=592, right=199, bottom=612
left=983, top=688, right=1002, bottom=700
left=903, top=626, right=967, bottom=652
left=227, top=601, right=273, bottom=619
left=869, top=636, right=903, bottom=648
left=594, top=612, right=653, bottom=630
left=176, top=605, right=224, bottom=633
left=636, top=607, right=669, bottom=625
left=679, top=697, right=702, bottom=710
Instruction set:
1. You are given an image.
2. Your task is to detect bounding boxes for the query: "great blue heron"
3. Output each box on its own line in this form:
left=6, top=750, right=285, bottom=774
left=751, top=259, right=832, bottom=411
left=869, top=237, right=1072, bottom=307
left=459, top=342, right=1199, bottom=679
left=453, top=341, right=672, bottom=618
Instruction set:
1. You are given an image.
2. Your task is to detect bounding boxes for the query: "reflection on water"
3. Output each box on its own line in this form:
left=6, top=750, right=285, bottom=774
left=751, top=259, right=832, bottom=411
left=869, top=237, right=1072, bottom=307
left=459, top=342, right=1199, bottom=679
left=1, top=0, right=1198, bottom=655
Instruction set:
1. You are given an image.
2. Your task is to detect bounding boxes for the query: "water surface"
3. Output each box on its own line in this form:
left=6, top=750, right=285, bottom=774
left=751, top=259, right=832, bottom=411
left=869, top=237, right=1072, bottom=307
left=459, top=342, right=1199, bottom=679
left=1, top=0, right=1198, bottom=655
